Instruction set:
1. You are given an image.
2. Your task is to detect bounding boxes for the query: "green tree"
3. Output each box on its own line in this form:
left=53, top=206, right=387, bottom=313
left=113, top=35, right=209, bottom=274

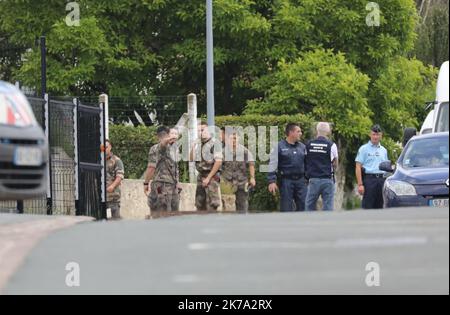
left=369, top=56, right=438, bottom=141
left=414, top=1, right=449, bottom=67
left=0, top=0, right=420, bottom=114
left=245, top=49, right=372, bottom=139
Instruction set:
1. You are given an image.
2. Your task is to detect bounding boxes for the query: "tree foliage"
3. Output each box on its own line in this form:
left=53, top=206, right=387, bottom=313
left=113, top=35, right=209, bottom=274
left=0, top=0, right=426, bottom=113
left=245, top=49, right=372, bottom=140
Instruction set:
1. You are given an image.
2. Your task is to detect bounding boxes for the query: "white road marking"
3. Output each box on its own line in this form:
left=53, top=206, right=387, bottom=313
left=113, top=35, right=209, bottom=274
left=335, top=237, right=428, bottom=248
left=188, top=237, right=429, bottom=251
left=173, top=274, right=201, bottom=283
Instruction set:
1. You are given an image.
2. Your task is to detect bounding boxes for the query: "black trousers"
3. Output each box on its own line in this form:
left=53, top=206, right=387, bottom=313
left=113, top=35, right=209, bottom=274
left=362, top=176, right=386, bottom=209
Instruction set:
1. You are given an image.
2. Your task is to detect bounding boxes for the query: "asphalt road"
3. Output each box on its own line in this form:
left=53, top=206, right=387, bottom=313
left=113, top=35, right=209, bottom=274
left=3, top=208, right=449, bottom=295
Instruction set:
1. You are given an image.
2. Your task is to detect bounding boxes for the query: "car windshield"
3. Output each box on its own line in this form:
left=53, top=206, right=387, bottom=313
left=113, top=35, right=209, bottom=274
left=402, top=136, right=449, bottom=169
left=435, top=102, right=449, bottom=132
left=0, top=91, right=36, bottom=127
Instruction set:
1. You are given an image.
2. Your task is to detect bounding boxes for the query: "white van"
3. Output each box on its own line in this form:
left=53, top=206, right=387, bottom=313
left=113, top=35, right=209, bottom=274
left=404, top=61, right=449, bottom=145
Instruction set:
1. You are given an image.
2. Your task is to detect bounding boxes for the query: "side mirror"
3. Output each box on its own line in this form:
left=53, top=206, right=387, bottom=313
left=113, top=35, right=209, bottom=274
left=379, top=161, right=395, bottom=173
left=403, top=127, right=417, bottom=147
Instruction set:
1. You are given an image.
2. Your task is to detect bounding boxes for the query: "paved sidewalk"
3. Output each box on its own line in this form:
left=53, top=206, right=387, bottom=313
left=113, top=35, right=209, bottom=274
left=0, top=214, right=94, bottom=293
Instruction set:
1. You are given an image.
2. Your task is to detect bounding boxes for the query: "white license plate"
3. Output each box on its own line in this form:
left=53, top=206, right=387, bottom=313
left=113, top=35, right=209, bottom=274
left=14, top=147, right=42, bottom=166
left=429, top=199, right=449, bottom=207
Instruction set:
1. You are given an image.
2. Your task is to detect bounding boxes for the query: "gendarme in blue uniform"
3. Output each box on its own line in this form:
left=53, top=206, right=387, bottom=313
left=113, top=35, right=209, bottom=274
left=355, top=141, right=388, bottom=174
left=355, top=141, right=389, bottom=209
left=268, top=139, right=307, bottom=211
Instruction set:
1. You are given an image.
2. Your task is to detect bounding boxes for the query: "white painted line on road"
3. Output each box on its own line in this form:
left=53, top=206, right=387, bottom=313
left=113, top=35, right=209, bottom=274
left=335, top=237, right=428, bottom=248
left=201, top=228, right=220, bottom=235
left=189, top=243, right=213, bottom=250
left=173, top=274, right=201, bottom=283
left=188, top=237, right=429, bottom=252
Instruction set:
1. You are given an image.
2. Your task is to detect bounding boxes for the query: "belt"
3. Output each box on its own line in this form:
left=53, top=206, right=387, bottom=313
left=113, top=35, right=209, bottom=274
left=309, top=176, right=334, bottom=179
left=281, top=174, right=305, bottom=180
left=365, top=173, right=385, bottom=179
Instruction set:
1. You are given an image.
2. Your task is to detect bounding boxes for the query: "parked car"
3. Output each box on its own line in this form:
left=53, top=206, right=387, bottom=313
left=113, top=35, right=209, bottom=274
left=0, top=81, right=48, bottom=200
left=381, top=132, right=449, bottom=208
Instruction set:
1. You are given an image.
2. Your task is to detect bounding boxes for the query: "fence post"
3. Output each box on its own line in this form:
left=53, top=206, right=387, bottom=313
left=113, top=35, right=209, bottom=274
left=40, top=36, right=47, bottom=98
left=73, top=98, right=80, bottom=216
left=16, top=201, right=24, bottom=214
left=187, top=93, right=198, bottom=184
left=44, top=93, right=53, bottom=215
left=99, top=96, right=107, bottom=220
left=99, top=94, right=109, bottom=140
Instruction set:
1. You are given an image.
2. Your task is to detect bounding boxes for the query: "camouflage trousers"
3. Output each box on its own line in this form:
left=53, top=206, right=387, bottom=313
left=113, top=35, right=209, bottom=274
left=107, top=202, right=121, bottom=220
left=148, top=181, right=180, bottom=212
left=234, top=186, right=249, bottom=212
left=195, top=174, right=221, bottom=211
left=221, top=181, right=249, bottom=212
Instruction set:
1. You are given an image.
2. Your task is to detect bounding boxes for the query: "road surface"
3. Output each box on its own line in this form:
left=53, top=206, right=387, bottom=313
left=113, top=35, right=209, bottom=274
left=1, top=208, right=449, bottom=295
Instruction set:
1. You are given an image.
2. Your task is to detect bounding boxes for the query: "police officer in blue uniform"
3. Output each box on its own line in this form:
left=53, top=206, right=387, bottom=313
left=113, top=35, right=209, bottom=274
left=305, top=122, right=338, bottom=211
left=355, top=124, right=389, bottom=209
left=268, top=123, right=307, bottom=212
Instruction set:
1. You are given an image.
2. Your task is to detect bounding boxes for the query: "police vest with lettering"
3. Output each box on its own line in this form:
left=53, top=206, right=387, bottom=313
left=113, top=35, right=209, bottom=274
left=305, top=137, right=333, bottom=179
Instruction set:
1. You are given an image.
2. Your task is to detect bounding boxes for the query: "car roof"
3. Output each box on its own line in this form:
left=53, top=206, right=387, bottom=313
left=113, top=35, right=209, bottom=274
left=0, top=81, right=18, bottom=94
left=410, top=132, right=449, bottom=142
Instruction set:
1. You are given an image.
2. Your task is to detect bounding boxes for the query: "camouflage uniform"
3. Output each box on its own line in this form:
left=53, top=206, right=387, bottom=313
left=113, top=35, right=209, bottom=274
left=222, top=144, right=254, bottom=212
left=147, top=143, right=180, bottom=213
left=106, top=153, right=125, bottom=219
left=195, top=138, right=223, bottom=211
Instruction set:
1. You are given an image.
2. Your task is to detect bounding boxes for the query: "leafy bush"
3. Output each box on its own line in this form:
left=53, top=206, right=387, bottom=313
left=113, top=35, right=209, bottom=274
left=109, top=125, right=158, bottom=179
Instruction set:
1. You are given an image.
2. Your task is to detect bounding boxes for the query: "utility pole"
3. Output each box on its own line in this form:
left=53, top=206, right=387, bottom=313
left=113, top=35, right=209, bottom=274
left=206, top=0, right=215, bottom=127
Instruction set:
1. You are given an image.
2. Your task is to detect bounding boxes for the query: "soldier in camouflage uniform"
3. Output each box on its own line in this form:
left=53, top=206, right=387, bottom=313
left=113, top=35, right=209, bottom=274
left=222, top=130, right=256, bottom=212
left=105, top=140, right=125, bottom=220
left=144, top=126, right=180, bottom=214
left=192, top=122, right=223, bottom=211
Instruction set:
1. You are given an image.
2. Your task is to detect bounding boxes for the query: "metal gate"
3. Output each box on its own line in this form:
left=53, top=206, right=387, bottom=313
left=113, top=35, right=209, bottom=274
left=0, top=94, right=107, bottom=220
left=74, top=99, right=107, bottom=219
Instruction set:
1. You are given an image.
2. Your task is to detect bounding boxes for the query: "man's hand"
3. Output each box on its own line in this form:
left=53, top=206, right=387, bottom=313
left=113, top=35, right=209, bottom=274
left=202, top=177, right=211, bottom=188
left=268, top=183, right=278, bottom=195
left=144, top=184, right=150, bottom=196
left=107, top=185, right=115, bottom=194
left=358, top=185, right=365, bottom=196
left=249, top=178, right=256, bottom=188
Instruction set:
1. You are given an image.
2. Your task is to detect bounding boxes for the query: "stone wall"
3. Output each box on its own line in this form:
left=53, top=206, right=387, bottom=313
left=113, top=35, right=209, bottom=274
left=119, top=180, right=236, bottom=219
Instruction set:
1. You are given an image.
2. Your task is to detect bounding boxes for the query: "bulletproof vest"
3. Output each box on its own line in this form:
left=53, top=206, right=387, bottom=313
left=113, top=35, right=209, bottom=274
left=305, top=137, right=333, bottom=179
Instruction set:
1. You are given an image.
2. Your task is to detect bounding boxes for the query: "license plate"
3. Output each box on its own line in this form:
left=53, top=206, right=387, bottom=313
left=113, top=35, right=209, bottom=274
left=14, top=147, right=42, bottom=166
left=429, top=199, right=449, bottom=207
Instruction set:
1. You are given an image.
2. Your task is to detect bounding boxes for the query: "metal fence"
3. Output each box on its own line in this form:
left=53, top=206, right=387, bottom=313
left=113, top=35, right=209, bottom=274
left=107, top=96, right=186, bottom=127
left=0, top=95, right=106, bottom=219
